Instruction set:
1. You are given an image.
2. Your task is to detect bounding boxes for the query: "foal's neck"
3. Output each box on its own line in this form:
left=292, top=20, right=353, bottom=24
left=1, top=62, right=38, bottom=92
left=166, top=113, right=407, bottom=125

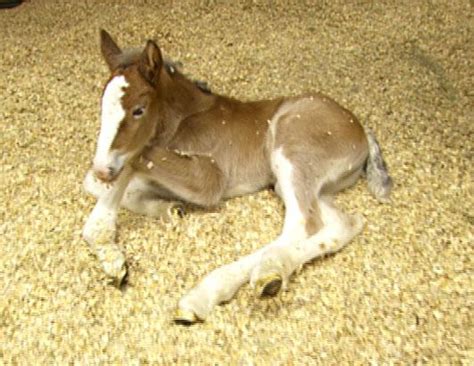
left=153, top=70, right=216, bottom=145
left=163, top=70, right=216, bottom=117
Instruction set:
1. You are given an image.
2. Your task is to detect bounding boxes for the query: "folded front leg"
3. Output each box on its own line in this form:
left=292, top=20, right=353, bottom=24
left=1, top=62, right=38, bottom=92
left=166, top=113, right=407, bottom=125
left=132, top=147, right=226, bottom=207
left=84, top=170, right=184, bottom=221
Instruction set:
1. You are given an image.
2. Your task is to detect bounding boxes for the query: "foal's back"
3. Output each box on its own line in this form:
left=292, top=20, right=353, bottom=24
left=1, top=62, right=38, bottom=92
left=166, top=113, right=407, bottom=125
left=165, top=92, right=368, bottom=199
left=168, top=96, right=284, bottom=197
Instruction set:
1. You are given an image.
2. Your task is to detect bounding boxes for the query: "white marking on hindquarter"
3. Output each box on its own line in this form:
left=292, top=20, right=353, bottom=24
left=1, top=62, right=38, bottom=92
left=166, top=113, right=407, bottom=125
left=272, top=148, right=307, bottom=239
left=268, top=99, right=309, bottom=140
left=93, top=75, right=129, bottom=168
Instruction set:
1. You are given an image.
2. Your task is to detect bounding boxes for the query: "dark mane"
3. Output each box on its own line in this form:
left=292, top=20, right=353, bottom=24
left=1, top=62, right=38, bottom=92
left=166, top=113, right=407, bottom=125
left=117, top=48, right=212, bottom=94
left=164, top=59, right=212, bottom=94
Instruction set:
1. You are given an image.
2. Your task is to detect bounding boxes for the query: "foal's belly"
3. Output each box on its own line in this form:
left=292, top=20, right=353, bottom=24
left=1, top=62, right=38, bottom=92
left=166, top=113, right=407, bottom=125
left=224, top=180, right=270, bottom=198
left=223, top=156, right=274, bottom=198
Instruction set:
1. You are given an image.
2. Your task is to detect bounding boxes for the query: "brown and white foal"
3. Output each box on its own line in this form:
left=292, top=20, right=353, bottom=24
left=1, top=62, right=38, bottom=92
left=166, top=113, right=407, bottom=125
left=83, top=30, right=392, bottom=324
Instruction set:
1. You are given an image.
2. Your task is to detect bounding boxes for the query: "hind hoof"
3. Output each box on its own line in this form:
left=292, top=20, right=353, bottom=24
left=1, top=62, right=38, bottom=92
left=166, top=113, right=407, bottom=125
left=255, top=273, right=283, bottom=297
left=174, top=309, right=200, bottom=325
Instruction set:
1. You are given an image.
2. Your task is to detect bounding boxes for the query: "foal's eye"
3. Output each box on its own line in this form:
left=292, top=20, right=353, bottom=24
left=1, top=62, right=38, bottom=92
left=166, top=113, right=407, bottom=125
left=132, top=107, right=145, bottom=119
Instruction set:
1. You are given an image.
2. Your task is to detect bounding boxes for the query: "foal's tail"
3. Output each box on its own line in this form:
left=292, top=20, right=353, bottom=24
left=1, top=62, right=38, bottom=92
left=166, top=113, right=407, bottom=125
left=365, top=129, right=393, bottom=202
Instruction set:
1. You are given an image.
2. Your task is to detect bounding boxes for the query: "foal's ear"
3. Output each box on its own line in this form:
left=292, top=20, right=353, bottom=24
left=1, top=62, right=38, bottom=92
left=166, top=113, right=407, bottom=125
left=139, top=40, right=163, bottom=85
left=100, top=29, right=122, bottom=71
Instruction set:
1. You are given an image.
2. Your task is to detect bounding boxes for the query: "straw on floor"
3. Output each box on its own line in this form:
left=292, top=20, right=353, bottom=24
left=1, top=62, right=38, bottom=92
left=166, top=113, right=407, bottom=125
left=0, top=1, right=472, bottom=364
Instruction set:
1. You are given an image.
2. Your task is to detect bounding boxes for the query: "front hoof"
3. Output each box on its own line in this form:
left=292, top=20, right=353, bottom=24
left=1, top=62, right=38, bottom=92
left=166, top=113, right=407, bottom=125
left=174, top=308, right=200, bottom=326
left=95, top=245, right=127, bottom=283
left=254, top=273, right=283, bottom=297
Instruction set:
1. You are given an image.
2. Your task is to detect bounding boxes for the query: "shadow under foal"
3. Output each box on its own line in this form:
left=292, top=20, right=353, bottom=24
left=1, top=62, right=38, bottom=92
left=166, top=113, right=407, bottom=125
left=83, top=30, right=392, bottom=324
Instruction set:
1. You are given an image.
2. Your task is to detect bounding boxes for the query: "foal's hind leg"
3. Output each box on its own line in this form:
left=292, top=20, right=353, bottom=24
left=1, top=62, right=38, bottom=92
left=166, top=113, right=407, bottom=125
left=174, top=150, right=364, bottom=323
left=84, top=169, right=183, bottom=220
left=249, top=148, right=364, bottom=296
left=289, top=196, right=364, bottom=264
left=249, top=147, right=319, bottom=295
left=251, top=195, right=364, bottom=294
left=175, top=148, right=313, bottom=323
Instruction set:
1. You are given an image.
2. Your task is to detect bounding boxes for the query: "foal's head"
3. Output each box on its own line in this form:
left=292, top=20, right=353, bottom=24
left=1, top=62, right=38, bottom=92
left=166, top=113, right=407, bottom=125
left=92, top=30, right=164, bottom=182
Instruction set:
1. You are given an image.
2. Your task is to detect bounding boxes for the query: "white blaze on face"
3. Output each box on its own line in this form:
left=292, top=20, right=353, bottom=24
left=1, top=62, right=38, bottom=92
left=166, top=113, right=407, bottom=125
left=93, top=75, right=129, bottom=172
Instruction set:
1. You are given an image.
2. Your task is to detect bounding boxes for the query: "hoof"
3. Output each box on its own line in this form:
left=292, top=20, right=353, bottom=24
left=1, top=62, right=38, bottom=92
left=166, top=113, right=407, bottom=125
left=151, top=202, right=185, bottom=221
left=101, top=258, right=127, bottom=285
left=171, top=205, right=186, bottom=218
left=110, top=263, right=129, bottom=289
left=96, top=245, right=127, bottom=284
left=255, top=273, right=283, bottom=297
left=174, top=308, right=200, bottom=325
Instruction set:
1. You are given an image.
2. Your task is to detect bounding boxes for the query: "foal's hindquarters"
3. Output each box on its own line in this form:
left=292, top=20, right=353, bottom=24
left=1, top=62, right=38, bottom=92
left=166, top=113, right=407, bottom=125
left=175, top=96, right=389, bottom=323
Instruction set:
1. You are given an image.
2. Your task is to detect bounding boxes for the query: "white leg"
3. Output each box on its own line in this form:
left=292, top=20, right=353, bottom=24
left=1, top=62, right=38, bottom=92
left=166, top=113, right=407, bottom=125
left=84, top=170, right=182, bottom=220
left=175, top=148, right=308, bottom=323
left=249, top=147, right=310, bottom=294
left=83, top=169, right=109, bottom=198
left=175, top=150, right=363, bottom=323
left=174, top=203, right=363, bottom=324
left=176, top=250, right=262, bottom=323
left=253, top=198, right=364, bottom=289
left=176, top=236, right=289, bottom=323
left=82, top=166, right=132, bottom=281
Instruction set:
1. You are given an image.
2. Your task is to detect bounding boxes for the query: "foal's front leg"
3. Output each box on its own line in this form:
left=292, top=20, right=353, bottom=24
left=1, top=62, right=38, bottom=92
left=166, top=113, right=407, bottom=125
left=82, top=166, right=133, bottom=282
left=132, top=146, right=226, bottom=207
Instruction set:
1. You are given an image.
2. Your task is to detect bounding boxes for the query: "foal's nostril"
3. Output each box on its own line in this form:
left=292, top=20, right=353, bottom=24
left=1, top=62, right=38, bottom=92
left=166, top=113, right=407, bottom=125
left=94, top=168, right=114, bottom=182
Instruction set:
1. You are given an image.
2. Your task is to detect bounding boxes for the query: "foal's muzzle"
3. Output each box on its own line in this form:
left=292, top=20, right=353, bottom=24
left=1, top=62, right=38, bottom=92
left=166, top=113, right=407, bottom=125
left=93, top=166, right=121, bottom=183
left=92, top=151, right=127, bottom=183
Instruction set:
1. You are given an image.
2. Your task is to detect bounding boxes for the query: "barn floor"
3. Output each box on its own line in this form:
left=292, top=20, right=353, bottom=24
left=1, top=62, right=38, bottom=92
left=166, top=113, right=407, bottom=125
left=0, top=1, right=472, bottom=364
